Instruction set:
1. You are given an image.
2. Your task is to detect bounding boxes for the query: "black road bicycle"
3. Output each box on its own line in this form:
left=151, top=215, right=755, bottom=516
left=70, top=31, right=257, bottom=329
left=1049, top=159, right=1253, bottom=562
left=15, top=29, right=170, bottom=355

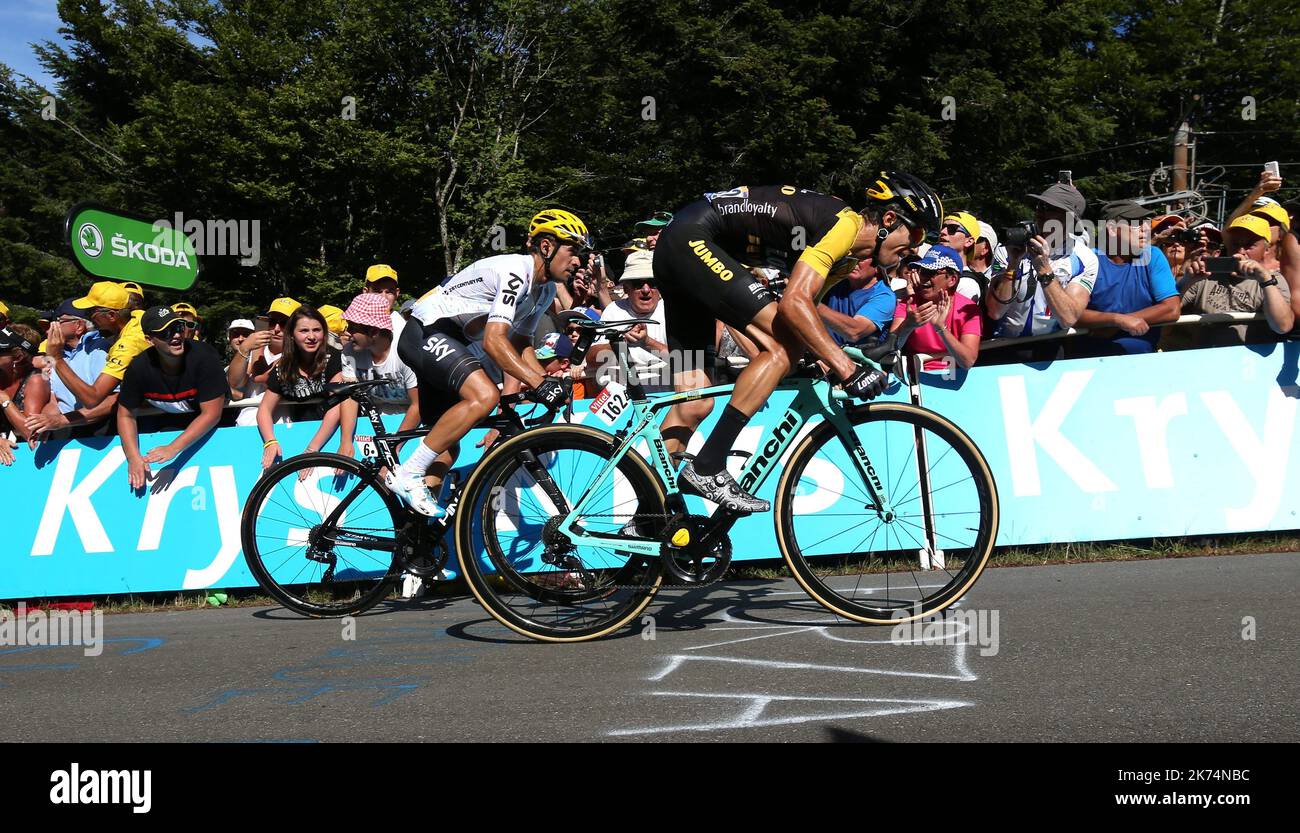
left=240, top=379, right=554, bottom=617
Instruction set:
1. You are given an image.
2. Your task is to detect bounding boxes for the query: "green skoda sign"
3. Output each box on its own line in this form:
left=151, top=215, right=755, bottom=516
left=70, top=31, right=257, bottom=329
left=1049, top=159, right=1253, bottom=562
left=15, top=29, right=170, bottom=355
left=65, top=202, right=201, bottom=290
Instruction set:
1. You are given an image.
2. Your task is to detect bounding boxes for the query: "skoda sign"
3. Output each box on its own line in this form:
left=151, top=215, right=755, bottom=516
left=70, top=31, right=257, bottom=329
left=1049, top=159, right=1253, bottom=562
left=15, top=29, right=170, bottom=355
left=65, top=202, right=201, bottom=290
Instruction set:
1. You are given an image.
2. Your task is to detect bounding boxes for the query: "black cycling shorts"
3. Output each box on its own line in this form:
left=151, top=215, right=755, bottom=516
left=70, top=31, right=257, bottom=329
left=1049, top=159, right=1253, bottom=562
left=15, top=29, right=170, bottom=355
left=653, top=199, right=779, bottom=353
left=397, top=319, right=483, bottom=425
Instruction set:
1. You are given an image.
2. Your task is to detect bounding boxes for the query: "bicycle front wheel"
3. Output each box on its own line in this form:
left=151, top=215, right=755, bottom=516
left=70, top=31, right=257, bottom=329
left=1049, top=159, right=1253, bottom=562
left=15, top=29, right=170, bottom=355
left=775, top=402, right=998, bottom=624
left=241, top=452, right=402, bottom=617
left=455, top=424, right=668, bottom=642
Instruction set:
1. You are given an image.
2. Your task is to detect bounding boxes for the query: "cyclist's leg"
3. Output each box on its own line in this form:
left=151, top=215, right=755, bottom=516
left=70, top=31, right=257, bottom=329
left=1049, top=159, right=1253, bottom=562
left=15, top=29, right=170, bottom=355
left=394, top=321, right=499, bottom=516
left=654, top=210, right=779, bottom=509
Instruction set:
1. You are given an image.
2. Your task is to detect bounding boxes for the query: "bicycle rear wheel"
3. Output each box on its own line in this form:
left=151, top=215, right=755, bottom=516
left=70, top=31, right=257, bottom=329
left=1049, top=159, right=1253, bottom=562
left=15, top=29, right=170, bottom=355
left=455, top=424, right=668, bottom=642
left=241, top=453, right=402, bottom=617
left=775, top=403, right=997, bottom=624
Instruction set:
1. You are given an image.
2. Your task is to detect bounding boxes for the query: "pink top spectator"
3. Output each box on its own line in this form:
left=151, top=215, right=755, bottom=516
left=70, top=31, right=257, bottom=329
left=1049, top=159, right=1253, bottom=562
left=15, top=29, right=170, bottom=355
left=895, top=293, right=983, bottom=371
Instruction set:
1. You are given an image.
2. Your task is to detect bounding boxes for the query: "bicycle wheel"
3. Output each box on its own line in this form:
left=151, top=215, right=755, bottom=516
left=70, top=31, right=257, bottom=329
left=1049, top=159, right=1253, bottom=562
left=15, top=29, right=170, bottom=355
left=775, top=402, right=998, bottom=624
left=455, top=424, right=668, bottom=642
left=241, top=452, right=403, bottom=617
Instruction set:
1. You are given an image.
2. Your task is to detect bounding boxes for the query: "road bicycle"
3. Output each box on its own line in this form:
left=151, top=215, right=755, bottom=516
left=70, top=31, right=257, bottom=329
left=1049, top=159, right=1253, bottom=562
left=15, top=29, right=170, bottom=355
left=240, top=379, right=554, bottom=617
left=454, top=319, right=1000, bottom=642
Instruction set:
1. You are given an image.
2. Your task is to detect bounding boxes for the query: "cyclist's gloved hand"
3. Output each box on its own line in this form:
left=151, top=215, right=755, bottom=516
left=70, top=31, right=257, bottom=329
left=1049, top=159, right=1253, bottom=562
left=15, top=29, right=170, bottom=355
left=841, top=366, right=888, bottom=400
left=531, top=377, right=571, bottom=408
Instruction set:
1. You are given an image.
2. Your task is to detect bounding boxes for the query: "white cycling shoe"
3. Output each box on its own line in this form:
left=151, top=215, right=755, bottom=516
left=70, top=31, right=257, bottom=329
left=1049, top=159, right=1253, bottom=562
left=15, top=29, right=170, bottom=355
left=385, top=472, right=447, bottom=520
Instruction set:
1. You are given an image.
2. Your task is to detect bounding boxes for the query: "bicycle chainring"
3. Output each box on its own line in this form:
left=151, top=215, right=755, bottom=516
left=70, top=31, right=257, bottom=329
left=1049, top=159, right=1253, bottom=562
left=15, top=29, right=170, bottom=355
left=659, top=514, right=732, bottom=585
left=397, top=519, right=450, bottom=577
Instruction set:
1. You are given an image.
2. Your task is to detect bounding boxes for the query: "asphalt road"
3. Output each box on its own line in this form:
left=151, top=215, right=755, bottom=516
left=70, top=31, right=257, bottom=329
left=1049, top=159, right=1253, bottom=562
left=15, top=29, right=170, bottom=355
left=2, top=553, right=1296, bottom=742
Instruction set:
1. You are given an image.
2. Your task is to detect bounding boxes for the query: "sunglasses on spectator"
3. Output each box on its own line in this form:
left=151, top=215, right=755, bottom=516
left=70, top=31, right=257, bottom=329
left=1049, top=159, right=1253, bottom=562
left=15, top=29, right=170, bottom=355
left=267, top=314, right=289, bottom=327
left=622, top=279, right=655, bottom=290
left=565, top=325, right=582, bottom=335
left=346, top=322, right=377, bottom=337
left=941, top=223, right=969, bottom=235
left=150, top=322, right=190, bottom=340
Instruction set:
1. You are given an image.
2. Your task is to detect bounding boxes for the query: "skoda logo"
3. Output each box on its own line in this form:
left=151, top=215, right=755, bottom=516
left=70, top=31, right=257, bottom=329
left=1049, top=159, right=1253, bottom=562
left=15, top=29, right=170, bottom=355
left=78, top=222, right=104, bottom=258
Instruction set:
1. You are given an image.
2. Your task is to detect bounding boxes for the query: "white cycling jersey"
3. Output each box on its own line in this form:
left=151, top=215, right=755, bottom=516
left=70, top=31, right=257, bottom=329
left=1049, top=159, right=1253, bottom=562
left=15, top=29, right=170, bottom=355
left=410, top=253, right=556, bottom=341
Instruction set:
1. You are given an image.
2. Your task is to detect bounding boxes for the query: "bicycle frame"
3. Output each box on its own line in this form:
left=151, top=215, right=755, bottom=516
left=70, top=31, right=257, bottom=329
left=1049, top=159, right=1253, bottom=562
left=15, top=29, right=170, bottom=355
left=550, top=343, right=895, bottom=556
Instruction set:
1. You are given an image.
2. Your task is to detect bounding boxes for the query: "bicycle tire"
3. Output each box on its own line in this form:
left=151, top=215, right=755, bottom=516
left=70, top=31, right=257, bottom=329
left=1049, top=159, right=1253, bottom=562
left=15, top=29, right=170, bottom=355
left=241, top=452, right=403, bottom=617
left=455, top=424, right=668, bottom=642
left=775, top=402, right=998, bottom=624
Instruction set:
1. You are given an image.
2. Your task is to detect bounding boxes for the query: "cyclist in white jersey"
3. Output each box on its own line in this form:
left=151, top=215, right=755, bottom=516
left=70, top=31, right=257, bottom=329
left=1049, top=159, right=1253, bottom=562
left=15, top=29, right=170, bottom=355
left=390, top=209, right=592, bottom=516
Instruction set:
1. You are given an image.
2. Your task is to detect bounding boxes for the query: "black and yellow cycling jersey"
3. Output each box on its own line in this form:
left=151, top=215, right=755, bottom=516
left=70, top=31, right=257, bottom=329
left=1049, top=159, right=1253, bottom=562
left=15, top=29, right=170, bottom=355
left=653, top=185, right=862, bottom=353
left=696, top=185, right=863, bottom=278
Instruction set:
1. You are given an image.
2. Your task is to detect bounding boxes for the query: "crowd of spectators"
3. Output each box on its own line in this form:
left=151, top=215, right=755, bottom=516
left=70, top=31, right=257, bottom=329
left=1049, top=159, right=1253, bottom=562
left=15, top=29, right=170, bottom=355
left=2, top=168, right=1297, bottom=479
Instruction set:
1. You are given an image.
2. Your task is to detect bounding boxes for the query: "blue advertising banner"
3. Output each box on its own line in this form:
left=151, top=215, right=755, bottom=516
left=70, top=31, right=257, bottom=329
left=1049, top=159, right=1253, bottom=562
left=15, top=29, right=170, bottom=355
left=5, top=342, right=1299, bottom=599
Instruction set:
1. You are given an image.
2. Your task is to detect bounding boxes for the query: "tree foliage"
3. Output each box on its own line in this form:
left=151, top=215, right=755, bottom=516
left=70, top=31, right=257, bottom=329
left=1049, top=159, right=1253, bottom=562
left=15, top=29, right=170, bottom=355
left=1, top=0, right=1297, bottom=323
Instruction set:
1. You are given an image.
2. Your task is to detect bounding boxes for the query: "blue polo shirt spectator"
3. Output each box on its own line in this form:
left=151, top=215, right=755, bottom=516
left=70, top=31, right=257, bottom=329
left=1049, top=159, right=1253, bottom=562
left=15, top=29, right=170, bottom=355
left=1072, top=200, right=1180, bottom=356
left=818, top=258, right=896, bottom=346
left=46, top=302, right=112, bottom=413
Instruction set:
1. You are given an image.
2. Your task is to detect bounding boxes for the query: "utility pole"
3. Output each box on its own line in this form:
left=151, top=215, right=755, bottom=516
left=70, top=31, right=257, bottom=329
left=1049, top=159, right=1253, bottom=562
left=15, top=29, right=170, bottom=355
left=1173, top=120, right=1191, bottom=193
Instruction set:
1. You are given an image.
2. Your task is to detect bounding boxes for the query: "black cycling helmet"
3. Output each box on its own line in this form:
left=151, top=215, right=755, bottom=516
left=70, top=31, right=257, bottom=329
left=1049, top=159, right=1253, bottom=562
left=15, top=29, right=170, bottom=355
left=864, top=171, right=944, bottom=236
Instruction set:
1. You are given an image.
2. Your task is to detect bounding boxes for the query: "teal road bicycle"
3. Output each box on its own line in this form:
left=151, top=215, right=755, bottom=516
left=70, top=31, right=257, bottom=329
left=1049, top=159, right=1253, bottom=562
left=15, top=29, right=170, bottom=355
left=455, top=318, right=1000, bottom=642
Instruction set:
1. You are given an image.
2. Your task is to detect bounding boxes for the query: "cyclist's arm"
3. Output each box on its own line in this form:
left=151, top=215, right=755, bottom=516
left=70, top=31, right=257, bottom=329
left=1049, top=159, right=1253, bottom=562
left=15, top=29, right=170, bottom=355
left=780, top=262, right=856, bottom=381
left=483, top=321, right=544, bottom=390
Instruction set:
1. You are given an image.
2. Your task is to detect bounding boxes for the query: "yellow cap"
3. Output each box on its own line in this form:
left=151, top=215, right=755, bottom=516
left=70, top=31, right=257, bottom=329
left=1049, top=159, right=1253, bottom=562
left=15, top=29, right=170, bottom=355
left=1250, top=199, right=1291, bottom=231
left=172, top=301, right=199, bottom=318
left=265, top=297, right=301, bottom=318
left=318, top=304, right=347, bottom=334
left=0, top=301, right=9, bottom=317
left=943, top=211, right=980, bottom=241
left=71, top=281, right=130, bottom=311
left=120, top=282, right=145, bottom=298
left=365, top=264, right=398, bottom=284
left=1228, top=214, right=1271, bottom=240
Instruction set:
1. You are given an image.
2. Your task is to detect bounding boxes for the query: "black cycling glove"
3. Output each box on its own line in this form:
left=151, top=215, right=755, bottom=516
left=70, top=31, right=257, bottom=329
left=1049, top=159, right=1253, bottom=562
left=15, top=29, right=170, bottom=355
left=531, top=378, right=571, bottom=408
left=841, top=366, right=888, bottom=400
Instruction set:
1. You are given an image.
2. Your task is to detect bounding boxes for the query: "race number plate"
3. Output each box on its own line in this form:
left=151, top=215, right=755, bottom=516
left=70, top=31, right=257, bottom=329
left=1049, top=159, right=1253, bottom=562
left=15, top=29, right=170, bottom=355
left=589, top=382, right=630, bottom=426
left=354, top=434, right=378, bottom=459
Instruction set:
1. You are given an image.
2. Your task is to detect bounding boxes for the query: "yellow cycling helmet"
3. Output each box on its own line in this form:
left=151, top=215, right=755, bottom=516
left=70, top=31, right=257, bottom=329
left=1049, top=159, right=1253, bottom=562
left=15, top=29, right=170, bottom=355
left=528, top=209, right=593, bottom=249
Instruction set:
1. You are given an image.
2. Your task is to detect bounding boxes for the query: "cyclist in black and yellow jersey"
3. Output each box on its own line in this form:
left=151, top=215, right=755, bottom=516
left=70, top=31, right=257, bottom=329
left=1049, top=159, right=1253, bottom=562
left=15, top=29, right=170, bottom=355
left=655, top=172, right=944, bottom=512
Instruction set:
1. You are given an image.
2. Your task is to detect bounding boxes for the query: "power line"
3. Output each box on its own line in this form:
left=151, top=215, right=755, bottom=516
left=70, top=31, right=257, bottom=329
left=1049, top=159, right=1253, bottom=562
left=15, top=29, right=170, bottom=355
left=1027, top=136, right=1169, bottom=165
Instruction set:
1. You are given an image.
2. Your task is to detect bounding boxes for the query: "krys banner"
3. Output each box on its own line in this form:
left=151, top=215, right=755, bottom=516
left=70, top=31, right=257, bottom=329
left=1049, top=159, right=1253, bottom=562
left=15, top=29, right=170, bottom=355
left=64, top=202, right=200, bottom=290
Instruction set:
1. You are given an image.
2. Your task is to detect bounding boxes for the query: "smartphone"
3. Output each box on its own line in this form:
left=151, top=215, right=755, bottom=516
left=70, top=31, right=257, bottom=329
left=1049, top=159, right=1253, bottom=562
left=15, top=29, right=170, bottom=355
left=1265, top=161, right=1280, bottom=177
left=254, top=317, right=270, bottom=332
left=1058, top=170, right=1073, bottom=185
left=1205, top=257, right=1238, bottom=275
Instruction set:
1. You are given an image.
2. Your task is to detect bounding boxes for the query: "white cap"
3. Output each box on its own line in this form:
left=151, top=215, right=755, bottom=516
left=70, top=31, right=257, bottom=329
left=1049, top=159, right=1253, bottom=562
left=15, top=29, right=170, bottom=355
left=977, top=221, right=999, bottom=252
left=619, top=249, right=655, bottom=282
left=227, top=318, right=255, bottom=332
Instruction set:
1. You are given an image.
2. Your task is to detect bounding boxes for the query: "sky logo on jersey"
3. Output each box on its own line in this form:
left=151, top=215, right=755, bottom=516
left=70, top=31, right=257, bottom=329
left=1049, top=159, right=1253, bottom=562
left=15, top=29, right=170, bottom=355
left=687, top=240, right=734, bottom=281
left=500, top=273, right=525, bottom=306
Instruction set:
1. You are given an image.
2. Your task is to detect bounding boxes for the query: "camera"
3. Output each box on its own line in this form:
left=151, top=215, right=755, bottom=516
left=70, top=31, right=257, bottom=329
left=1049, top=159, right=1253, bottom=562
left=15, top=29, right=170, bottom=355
left=1168, top=228, right=1201, bottom=246
left=1002, top=221, right=1039, bottom=249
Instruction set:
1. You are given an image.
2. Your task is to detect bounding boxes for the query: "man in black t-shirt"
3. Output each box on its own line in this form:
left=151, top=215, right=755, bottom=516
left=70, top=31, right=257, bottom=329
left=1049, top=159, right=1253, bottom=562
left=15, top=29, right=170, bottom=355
left=117, top=306, right=229, bottom=489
